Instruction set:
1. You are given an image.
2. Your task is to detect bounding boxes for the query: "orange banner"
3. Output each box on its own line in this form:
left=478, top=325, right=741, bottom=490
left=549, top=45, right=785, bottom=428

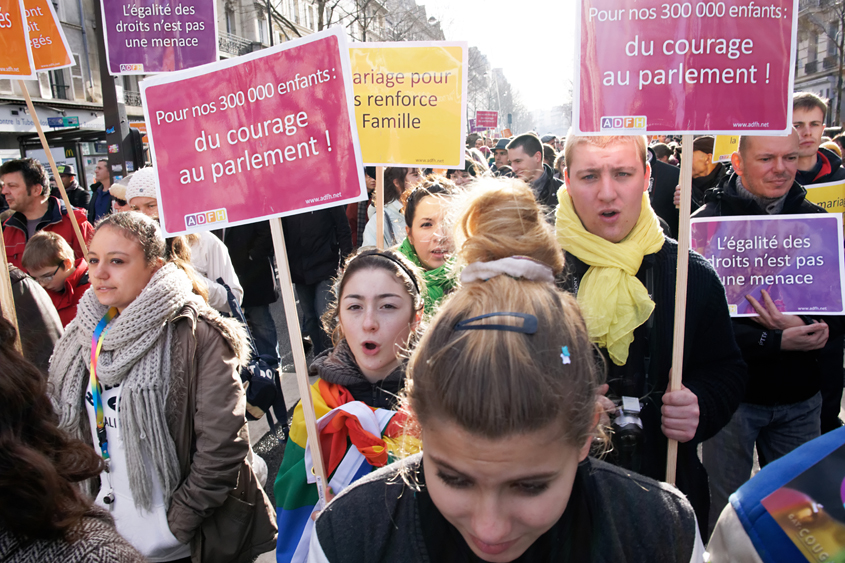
left=24, top=0, right=73, bottom=71
left=0, top=0, right=35, bottom=79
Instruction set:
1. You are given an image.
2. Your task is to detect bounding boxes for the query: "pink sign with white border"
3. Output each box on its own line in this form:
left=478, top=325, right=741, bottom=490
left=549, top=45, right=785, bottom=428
left=140, top=27, right=365, bottom=236
left=573, top=0, right=798, bottom=135
left=475, top=110, right=498, bottom=128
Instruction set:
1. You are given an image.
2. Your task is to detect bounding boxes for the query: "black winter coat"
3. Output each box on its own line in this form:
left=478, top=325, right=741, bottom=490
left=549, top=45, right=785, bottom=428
left=51, top=180, right=91, bottom=210
left=313, top=455, right=700, bottom=563
left=560, top=237, right=747, bottom=534
left=648, top=147, right=683, bottom=239
left=796, top=147, right=845, bottom=186
left=222, top=221, right=279, bottom=308
left=533, top=163, right=563, bottom=214
left=693, top=174, right=844, bottom=406
left=281, top=206, right=353, bottom=286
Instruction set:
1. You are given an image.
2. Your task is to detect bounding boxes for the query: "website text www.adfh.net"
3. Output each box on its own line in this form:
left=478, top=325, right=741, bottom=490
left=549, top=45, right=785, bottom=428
left=305, top=192, right=343, bottom=204
left=733, top=121, right=770, bottom=128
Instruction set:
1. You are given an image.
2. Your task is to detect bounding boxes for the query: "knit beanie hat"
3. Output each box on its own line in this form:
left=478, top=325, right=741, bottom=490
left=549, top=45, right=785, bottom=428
left=126, top=167, right=158, bottom=203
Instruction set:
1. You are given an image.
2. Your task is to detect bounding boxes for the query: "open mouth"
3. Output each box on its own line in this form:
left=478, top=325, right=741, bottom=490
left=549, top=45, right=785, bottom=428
left=362, top=341, right=380, bottom=355
left=600, top=210, right=619, bottom=218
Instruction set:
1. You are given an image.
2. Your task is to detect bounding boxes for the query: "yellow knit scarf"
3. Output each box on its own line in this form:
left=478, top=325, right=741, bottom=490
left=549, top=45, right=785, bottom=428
left=555, top=188, right=665, bottom=366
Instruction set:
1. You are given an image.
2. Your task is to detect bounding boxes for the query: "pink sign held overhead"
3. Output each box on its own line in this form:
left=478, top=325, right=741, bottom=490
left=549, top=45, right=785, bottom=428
left=475, top=110, right=498, bottom=128
left=574, top=0, right=798, bottom=134
left=140, top=28, right=365, bottom=236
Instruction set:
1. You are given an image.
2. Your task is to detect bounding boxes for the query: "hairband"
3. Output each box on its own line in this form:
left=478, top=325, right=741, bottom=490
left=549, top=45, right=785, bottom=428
left=460, top=256, right=555, bottom=284
left=370, top=251, right=421, bottom=295
left=454, top=312, right=538, bottom=334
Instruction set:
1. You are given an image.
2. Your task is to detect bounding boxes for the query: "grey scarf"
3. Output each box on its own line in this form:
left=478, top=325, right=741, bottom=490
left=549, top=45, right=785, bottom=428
left=49, top=263, right=203, bottom=510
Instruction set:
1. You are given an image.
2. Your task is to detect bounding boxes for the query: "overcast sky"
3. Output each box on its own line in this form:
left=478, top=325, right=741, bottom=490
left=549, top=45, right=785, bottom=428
left=421, top=0, right=578, bottom=113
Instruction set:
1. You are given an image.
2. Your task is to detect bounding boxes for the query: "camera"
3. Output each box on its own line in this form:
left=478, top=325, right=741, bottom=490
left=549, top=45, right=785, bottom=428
left=612, top=396, right=644, bottom=472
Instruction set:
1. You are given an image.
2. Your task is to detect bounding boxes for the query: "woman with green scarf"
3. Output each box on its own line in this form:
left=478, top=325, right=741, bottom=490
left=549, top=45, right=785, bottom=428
left=397, top=177, right=456, bottom=315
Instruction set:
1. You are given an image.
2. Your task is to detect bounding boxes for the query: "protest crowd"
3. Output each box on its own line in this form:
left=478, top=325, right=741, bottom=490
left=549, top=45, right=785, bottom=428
left=3, top=80, right=845, bottom=563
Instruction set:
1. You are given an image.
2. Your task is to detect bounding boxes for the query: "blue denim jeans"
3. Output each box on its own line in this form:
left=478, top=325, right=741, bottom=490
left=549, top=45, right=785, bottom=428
left=702, top=392, right=822, bottom=533
left=295, top=279, right=333, bottom=356
left=243, top=304, right=280, bottom=370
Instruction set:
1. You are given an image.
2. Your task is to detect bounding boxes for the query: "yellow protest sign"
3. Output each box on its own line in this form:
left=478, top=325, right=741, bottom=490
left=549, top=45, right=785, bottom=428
left=804, top=179, right=845, bottom=235
left=350, top=42, right=467, bottom=168
left=712, top=135, right=739, bottom=163
left=804, top=180, right=845, bottom=214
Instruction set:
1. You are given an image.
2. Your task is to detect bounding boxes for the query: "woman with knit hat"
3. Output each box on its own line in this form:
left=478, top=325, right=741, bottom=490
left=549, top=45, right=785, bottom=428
left=125, top=167, right=244, bottom=314
left=48, top=211, right=276, bottom=562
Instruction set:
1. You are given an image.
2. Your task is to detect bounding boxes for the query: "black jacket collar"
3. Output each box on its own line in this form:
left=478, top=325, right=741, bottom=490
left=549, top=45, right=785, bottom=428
left=703, top=173, right=811, bottom=216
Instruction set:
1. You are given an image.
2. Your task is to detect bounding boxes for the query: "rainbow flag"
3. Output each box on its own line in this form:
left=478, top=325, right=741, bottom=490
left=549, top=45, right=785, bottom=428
left=274, top=380, right=420, bottom=563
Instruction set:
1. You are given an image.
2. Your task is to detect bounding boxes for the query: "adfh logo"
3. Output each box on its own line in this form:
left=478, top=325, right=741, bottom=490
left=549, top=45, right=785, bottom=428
left=600, top=116, right=647, bottom=130
left=185, top=208, right=228, bottom=229
left=120, top=64, right=144, bottom=72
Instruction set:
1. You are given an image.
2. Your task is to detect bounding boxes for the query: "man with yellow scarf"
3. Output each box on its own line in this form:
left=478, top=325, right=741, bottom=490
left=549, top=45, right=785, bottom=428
left=556, top=133, right=747, bottom=538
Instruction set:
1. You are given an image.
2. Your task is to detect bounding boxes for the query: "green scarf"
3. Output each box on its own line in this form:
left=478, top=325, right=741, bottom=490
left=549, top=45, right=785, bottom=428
left=397, top=237, right=455, bottom=315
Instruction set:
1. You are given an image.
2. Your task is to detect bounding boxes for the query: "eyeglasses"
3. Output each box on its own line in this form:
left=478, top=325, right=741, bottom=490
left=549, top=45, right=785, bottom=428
left=34, top=264, right=62, bottom=285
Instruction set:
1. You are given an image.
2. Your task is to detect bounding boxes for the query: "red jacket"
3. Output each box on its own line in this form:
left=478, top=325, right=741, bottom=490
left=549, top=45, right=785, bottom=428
left=3, top=197, right=94, bottom=271
left=48, top=257, right=90, bottom=327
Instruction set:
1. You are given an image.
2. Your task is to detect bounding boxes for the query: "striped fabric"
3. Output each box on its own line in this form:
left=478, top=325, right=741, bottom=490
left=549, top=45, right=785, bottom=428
left=274, top=380, right=420, bottom=563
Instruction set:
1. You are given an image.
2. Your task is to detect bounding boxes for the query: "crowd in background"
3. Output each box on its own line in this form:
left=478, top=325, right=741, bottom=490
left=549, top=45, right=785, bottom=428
left=1, top=90, right=844, bottom=562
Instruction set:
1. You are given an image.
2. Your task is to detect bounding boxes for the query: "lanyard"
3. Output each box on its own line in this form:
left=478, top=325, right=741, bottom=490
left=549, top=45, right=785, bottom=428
left=90, top=307, right=119, bottom=462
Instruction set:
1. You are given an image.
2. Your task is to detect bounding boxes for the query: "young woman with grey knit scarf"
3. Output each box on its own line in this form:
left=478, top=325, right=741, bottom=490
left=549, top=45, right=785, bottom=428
left=48, top=212, right=276, bottom=563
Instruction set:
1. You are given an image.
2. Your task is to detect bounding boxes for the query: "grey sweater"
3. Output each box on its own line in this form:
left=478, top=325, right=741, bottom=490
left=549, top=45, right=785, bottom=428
left=310, top=454, right=701, bottom=562
left=0, top=511, right=147, bottom=562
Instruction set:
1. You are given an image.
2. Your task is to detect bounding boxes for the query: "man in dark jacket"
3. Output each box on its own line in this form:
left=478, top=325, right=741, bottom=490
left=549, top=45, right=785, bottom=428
left=507, top=133, right=561, bottom=212
left=87, top=159, right=112, bottom=224
left=222, top=221, right=281, bottom=369
left=52, top=163, right=91, bottom=210
left=282, top=206, right=352, bottom=356
left=695, top=131, right=841, bottom=533
left=794, top=92, right=845, bottom=185
left=558, top=133, right=746, bottom=535
left=793, top=92, right=845, bottom=434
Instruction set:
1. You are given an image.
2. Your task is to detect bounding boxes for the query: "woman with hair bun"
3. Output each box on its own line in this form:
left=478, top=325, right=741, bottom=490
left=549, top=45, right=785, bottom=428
left=397, top=176, right=456, bottom=315
left=306, top=178, right=705, bottom=563
left=0, top=315, right=145, bottom=562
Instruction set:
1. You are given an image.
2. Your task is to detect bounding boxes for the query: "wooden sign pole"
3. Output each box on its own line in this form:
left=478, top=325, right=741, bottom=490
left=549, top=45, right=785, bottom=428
left=0, top=241, right=22, bottom=352
left=666, top=133, right=694, bottom=485
left=17, top=80, right=88, bottom=256
left=269, top=218, right=330, bottom=505
left=375, top=166, right=384, bottom=250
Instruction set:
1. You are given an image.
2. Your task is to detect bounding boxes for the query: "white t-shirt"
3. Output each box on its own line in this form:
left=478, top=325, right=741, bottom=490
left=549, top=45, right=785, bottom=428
left=85, top=382, right=190, bottom=562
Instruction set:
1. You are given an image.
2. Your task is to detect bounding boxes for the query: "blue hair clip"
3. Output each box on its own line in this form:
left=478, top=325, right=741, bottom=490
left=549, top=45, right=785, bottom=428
left=454, top=312, right=538, bottom=334
left=561, top=346, right=571, bottom=365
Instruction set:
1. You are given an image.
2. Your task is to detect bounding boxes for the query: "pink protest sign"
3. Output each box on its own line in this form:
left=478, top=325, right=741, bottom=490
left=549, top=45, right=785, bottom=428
left=574, top=0, right=798, bottom=134
left=140, top=28, right=365, bottom=236
left=475, top=110, right=497, bottom=128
